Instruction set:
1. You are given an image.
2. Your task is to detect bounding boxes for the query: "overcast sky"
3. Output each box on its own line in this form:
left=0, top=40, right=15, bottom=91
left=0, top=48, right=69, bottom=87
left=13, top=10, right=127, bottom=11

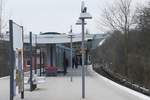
left=4, top=0, right=148, bottom=34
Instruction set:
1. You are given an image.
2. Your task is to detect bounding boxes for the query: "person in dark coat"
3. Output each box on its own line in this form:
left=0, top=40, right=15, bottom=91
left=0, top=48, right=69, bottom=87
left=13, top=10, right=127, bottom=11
left=72, top=57, right=75, bottom=69
left=80, top=56, right=82, bottom=65
left=75, top=56, right=78, bottom=69
left=63, top=52, right=68, bottom=75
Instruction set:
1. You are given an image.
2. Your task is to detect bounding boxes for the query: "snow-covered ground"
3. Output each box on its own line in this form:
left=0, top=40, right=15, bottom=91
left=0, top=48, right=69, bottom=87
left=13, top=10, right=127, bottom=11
left=0, top=65, right=150, bottom=100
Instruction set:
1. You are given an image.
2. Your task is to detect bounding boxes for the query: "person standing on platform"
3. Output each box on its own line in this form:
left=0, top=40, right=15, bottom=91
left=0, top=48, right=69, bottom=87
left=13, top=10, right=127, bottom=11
left=80, top=56, right=82, bottom=65
left=72, top=57, right=75, bottom=69
left=75, top=56, right=78, bottom=69
left=63, top=52, right=68, bottom=75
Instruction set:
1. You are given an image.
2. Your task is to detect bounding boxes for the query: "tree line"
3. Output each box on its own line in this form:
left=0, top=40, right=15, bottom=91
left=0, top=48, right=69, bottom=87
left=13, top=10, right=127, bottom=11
left=92, top=0, right=150, bottom=89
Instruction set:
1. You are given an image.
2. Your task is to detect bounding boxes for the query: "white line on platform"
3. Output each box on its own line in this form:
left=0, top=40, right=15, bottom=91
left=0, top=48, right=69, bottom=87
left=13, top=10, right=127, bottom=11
left=89, top=65, right=150, bottom=100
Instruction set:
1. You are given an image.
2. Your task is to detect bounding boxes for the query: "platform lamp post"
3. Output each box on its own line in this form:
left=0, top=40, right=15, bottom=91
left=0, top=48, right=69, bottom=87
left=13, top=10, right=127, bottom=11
left=36, top=48, right=41, bottom=76
left=39, top=48, right=42, bottom=76
left=76, top=1, right=92, bottom=99
left=34, top=34, right=37, bottom=74
left=9, top=20, right=14, bottom=100
left=29, top=32, right=33, bottom=91
left=68, top=25, right=75, bottom=82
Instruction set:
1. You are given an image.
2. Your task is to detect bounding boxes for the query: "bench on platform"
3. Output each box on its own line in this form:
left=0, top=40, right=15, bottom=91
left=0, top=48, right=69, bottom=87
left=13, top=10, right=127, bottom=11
left=44, top=65, right=58, bottom=76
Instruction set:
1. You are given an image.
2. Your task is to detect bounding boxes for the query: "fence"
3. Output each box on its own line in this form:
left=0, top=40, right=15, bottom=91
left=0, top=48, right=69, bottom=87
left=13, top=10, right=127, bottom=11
left=0, top=40, right=10, bottom=77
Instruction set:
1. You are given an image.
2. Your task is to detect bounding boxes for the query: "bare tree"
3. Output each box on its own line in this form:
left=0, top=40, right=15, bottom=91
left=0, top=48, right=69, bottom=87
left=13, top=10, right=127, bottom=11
left=97, top=0, right=136, bottom=77
left=97, top=0, right=136, bottom=32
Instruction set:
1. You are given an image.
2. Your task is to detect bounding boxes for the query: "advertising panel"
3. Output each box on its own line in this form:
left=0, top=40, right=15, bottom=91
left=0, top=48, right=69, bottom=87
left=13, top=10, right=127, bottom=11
left=12, top=22, right=24, bottom=96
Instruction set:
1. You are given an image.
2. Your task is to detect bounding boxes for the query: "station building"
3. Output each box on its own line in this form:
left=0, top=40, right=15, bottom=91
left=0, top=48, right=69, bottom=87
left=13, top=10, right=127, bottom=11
left=23, top=32, right=106, bottom=72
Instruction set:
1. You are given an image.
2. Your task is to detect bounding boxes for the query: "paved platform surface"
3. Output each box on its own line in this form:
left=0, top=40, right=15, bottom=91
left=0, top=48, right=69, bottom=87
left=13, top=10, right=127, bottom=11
left=0, top=65, right=150, bottom=100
